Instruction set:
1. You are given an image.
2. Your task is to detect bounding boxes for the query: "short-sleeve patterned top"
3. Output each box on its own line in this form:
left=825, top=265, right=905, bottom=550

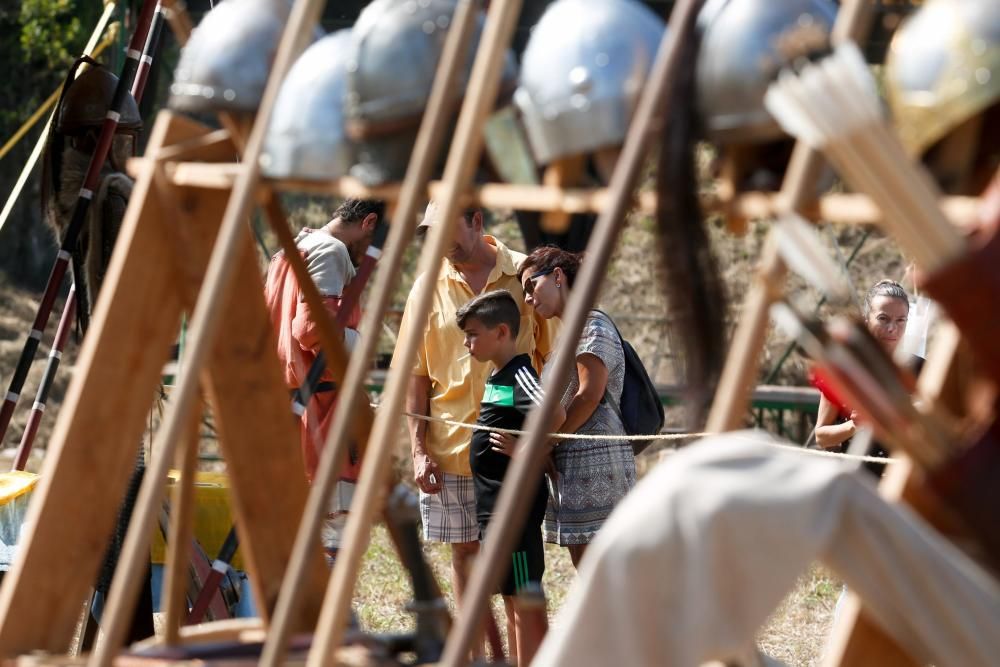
left=556, top=311, right=626, bottom=438
left=542, top=310, right=637, bottom=546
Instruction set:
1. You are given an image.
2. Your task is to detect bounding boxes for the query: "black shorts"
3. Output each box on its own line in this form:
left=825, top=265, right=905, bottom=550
left=480, top=486, right=547, bottom=597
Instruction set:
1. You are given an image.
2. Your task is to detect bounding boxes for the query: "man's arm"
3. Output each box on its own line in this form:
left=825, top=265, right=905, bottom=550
left=406, top=374, right=442, bottom=493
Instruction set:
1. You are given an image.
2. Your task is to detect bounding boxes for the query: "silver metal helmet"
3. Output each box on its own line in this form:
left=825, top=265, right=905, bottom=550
left=170, top=0, right=295, bottom=114
left=514, top=0, right=665, bottom=166
left=261, top=30, right=353, bottom=180
left=345, top=0, right=517, bottom=185
left=885, top=0, right=1000, bottom=156
left=696, top=0, right=838, bottom=145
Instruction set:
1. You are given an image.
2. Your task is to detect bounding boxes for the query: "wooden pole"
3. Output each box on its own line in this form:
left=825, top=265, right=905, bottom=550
left=705, top=0, right=876, bottom=432
left=161, top=410, right=200, bottom=644
left=87, top=0, right=325, bottom=661
left=258, top=1, right=480, bottom=662
left=440, top=0, right=705, bottom=662
left=301, top=0, right=521, bottom=664
left=152, top=159, right=983, bottom=229
left=822, top=323, right=965, bottom=667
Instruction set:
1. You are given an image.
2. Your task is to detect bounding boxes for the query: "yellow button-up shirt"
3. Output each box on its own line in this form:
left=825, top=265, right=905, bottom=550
left=393, top=236, right=558, bottom=476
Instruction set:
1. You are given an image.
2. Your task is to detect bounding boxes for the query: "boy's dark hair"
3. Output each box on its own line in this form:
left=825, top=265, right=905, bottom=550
left=456, top=289, right=521, bottom=338
left=334, top=198, right=385, bottom=224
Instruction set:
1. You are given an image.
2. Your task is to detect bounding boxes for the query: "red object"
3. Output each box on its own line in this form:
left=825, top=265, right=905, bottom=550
left=809, top=365, right=852, bottom=418
left=264, top=251, right=362, bottom=483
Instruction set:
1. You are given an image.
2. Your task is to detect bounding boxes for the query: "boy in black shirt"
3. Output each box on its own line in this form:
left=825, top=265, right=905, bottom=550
left=456, top=289, right=562, bottom=663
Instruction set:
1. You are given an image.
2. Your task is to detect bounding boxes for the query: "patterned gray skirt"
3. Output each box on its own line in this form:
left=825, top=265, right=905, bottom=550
left=543, top=437, right=637, bottom=546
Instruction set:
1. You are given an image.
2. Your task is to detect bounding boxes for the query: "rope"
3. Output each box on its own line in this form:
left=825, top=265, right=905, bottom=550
left=372, top=402, right=897, bottom=465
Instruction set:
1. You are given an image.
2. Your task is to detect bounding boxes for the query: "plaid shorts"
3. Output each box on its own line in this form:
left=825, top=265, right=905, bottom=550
left=419, top=472, right=478, bottom=543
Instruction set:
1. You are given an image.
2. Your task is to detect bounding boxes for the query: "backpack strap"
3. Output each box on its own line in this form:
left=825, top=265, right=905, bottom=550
left=592, top=309, right=625, bottom=344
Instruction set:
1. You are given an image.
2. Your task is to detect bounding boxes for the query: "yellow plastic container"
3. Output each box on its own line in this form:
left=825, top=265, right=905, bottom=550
left=150, top=470, right=244, bottom=570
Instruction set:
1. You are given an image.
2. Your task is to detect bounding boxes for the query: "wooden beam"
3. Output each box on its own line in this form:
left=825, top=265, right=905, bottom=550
left=0, top=112, right=200, bottom=655
left=161, top=412, right=201, bottom=644
left=134, top=159, right=982, bottom=227
left=155, top=128, right=239, bottom=164
left=540, top=156, right=586, bottom=232
left=717, top=148, right=749, bottom=235
left=89, top=0, right=328, bottom=658
left=823, top=323, right=974, bottom=666
left=175, top=186, right=328, bottom=628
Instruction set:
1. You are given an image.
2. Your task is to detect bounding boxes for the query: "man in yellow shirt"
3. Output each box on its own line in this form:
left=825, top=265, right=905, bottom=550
left=394, top=202, right=557, bottom=610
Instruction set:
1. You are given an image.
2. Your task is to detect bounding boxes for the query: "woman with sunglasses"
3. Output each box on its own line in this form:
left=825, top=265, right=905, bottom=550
left=506, top=246, right=635, bottom=568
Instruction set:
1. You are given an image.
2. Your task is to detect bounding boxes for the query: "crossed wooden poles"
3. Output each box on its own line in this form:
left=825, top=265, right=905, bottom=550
left=0, top=0, right=987, bottom=665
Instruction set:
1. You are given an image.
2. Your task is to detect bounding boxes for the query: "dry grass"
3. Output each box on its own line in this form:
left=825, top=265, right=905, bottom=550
left=759, top=565, right=842, bottom=665
left=354, top=521, right=841, bottom=664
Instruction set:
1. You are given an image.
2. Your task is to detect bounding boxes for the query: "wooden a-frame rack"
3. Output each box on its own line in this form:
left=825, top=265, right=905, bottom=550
left=0, top=0, right=989, bottom=664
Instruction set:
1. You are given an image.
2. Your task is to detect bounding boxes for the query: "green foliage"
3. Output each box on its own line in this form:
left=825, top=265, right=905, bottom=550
left=0, top=0, right=106, bottom=287
left=19, top=0, right=83, bottom=70
left=0, top=0, right=103, bottom=134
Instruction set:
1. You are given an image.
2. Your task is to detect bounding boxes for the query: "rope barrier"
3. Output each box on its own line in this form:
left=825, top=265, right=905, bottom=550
left=367, top=401, right=898, bottom=465
left=163, top=384, right=896, bottom=465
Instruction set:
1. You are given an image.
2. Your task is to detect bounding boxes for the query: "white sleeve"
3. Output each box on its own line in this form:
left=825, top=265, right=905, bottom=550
left=534, top=432, right=1000, bottom=667
left=299, top=234, right=355, bottom=298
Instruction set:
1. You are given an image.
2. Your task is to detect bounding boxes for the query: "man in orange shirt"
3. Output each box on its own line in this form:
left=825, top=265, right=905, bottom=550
left=266, top=198, right=382, bottom=564
left=394, top=202, right=557, bottom=609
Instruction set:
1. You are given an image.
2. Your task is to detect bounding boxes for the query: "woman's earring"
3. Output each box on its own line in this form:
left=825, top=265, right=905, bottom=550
left=555, top=281, right=561, bottom=288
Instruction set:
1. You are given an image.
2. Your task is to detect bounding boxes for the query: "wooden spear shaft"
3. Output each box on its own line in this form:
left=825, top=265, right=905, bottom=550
left=161, top=410, right=200, bottom=644
left=261, top=0, right=476, bottom=665
left=157, top=0, right=385, bottom=642
left=301, top=1, right=520, bottom=664
left=87, top=0, right=325, bottom=662
left=441, top=0, right=705, bottom=662
left=705, top=0, right=876, bottom=432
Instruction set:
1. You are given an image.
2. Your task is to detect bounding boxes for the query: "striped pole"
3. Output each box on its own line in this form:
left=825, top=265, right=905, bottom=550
left=11, top=288, right=76, bottom=471
left=0, top=0, right=158, bottom=443
left=185, top=525, right=239, bottom=624
left=131, top=2, right=165, bottom=104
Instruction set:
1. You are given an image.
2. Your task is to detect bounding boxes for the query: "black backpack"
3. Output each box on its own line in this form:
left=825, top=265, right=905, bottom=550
left=594, top=311, right=665, bottom=455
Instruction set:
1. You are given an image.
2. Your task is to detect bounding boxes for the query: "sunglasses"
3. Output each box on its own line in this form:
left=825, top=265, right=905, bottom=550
left=522, top=267, right=555, bottom=296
